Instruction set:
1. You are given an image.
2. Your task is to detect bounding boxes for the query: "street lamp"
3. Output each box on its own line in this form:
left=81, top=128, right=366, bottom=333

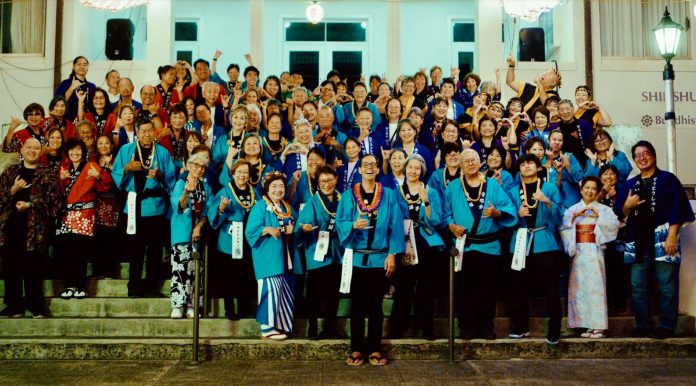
left=652, top=6, right=684, bottom=174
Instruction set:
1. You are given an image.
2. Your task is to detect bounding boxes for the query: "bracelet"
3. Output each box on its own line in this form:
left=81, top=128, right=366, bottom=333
left=423, top=201, right=430, bottom=207
left=213, top=58, right=218, bottom=61
left=508, top=65, right=515, bottom=68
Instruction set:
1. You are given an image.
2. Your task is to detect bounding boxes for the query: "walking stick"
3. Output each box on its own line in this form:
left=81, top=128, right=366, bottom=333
left=192, top=245, right=201, bottom=363
left=203, top=242, right=209, bottom=317
left=448, top=247, right=458, bottom=363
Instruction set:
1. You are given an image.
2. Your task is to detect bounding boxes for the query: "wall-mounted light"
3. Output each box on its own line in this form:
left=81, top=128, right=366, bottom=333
left=306, top=1, right=324, bottom=24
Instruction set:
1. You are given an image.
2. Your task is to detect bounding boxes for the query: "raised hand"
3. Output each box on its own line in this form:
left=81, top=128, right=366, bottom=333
left=518, top=205, right=531, bottom=217
left=11, top=176, right=29, bottom=195
left=532, top=189, right=550, bottom=204
left=76, top=90, right=87, bottom=103
left=482, top=202, right=499, bottom=218
left=218, top=196, right=231, bottom=212
left=59, top=168, right=71, bottom=181
left=125, top=154, right=142, bottom=173
left=214, top=50, right=223, bottom=60
left=147, top=166, right=160, bottom=180
left=585, top=148, right=597, bottom=165
left=221, top=94, right=231, bottom=108
left=87, top=164, right=100, bottom=179
left=184, top=177, right=197, bottom=192
left=623, top=190, right=645, bottom=210
left=507, top=55, right=516, bottom=68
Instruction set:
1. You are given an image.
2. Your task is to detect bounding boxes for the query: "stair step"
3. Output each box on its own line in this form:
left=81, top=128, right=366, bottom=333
left=0, top=279, right=171, bottom=298
left=0, top=316, right=692, bottom=338
left=0, top=337, right=695, bottom=360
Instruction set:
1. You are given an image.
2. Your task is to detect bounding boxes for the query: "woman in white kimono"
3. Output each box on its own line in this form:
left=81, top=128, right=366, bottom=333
left=562, top=176, right=619, bottom=338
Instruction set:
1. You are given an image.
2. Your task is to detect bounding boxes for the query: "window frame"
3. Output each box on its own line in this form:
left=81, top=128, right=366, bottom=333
left=0, top=0, right=47, bottom=57
left=449, top=17, right=477, bottom=74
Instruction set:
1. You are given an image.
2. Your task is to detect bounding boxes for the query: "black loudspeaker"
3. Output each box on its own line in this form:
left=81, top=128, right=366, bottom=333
left=518, top=27, right=545, bottom=62
left=106, top=19, right=134, bottom=60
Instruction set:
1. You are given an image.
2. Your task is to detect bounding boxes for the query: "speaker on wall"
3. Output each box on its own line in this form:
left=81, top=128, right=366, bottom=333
left=106, top=19, right=134, bottom=60
left=518, top=27, right=545, bottom=62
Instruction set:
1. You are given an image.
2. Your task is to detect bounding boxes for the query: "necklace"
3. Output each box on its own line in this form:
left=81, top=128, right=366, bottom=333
left=227, top=130, right=246, bottom=148
left=318, top=191, right=341, bottom=216
left=264, top=136, right=287, bottom=156
left=263, top=196, right=292, bottom=219
left=136, top=141, right=155, bottom=170
left=248, top=160, right=264, bottom=185
left=400, top=183, right=422, bottom=205
left=354, top=182, right=383, bottom=215
left=229, top=182, right=254, bottom=210
left=443, top=167, right=460, bottom=189
left=461, top=173, right=484, bottom=202
left=521, top=178, right=541, bottom=209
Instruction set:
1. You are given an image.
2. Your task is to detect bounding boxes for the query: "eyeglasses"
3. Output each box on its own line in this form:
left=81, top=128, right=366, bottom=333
left=189, top=163, right=206, bottom=170
left=634, top=152, right=653, bottom=160
left=318, top=178, right=335, bottom=185
left=27, top=111, right=43, bottom=117
left=361, top=162, right=378, bottom=168
left=594, top=137, right=608, bottom=143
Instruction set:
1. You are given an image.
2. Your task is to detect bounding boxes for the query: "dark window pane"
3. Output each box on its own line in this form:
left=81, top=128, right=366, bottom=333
left=290, top=51, right=319, bottom=91
left=453, top=22, right=475, bottom=42
left=177, top=51, right=192, bottom=64
left=175, top=22, right=197, bottom=41
left=327, top=22, right=366, bottom=42
left=332, top=51, right=362, bottom=89
left=457, top=52, right=474, bottom=77
left=286, top=22, right=325, bottom=42
left=1, top=2, right=11, bottom=53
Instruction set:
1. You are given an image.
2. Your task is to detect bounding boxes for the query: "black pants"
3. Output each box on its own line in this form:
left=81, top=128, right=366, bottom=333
left=509, top=251, right=563, bottom=341
left=1, top=237, right=45, bottom=314
left=126, top=215, right=166, bottom=295
left=390, top=236, right=440, bottom=336
left=605, top=241, right=630, bottom=312
left=92, top=225, right=121, bottom=277
left=306, top=264, right=341, bottom=333
left=57, top=233, right=91, bottom=289
left=350, top=267, right=385, bottom=354
left=220, top=249, right=257, bottom=317
left=457, top=250, right=498, bottom=337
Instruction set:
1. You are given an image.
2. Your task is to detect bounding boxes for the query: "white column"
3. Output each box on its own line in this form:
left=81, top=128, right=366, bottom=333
left=146, top=0, right=173, bottom=64
left=476, top=0, right=504, bottom=82
left=250, top=0, right=264, bottom=72
left=387, top=0, right=401, bottom=79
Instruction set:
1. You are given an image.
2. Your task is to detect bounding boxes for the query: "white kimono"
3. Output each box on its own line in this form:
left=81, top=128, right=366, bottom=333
left=562, top=201, right=620, bottom=330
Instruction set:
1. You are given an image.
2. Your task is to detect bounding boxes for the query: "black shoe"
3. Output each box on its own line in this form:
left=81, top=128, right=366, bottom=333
left=0, top=308, right=24, bottom=318
left=483, top=331, right=496, bottom=341
left=307, top=327, right=319, bottom=340
left=460, top=331, right=475, bottom=340
left=650, top=328, right=675, bottom=340
left=128, top=291, right=142, bottom=299
left=225, top=311, right=240, bottom=321
left=422, top=330, right=436, bottom=341
left=630, top=327, right=652, bottom=338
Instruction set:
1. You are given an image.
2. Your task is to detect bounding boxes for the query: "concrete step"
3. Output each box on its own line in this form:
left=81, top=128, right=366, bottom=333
left=0, top=279, right=171, bottom=298
left=0, top=337, right=695, bottom=360
left=0, top=315, right=692, bottom=339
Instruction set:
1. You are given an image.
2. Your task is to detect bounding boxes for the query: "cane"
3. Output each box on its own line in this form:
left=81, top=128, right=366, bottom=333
left=448, top=246, right=458, bottom=363
left=203, top=242, right=209, bottom=317
left=192, top=246, right=201, bottom=363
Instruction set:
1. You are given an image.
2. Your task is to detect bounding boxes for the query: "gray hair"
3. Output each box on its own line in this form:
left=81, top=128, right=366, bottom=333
left=404, top=153, right=427, bottom=179
left=461, top=148, right=481, bottom=163
left=202, top=81, right=219, bottom=94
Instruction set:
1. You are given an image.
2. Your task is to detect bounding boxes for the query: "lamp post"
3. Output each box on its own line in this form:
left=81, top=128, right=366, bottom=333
left=652, top=7, right=684, bottom=174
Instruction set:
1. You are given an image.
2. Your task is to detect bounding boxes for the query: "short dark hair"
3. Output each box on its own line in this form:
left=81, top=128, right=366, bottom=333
left=369, top=74, right=381, bottom=84
left=580, top=176, right=603, bottom=191
left=590, top=129, right=614, bottom=153
left=48, top=95, right=66, bottom=112
left=441, top=78, right=456, bottom=88
left=307, top=146, right=326, bottom=161
left=320, top=80, right=337, bottom=93
left=463, top=72, right=481, bottom=87
left=631, top=140, right=656, bottom=160
left=262, top=172, right=287, bottom=194
left=170, top=103, right=187, bottom=118
left=531, top=106, right=550, bottom=122
left=157, top=65, right=175, bottom=79
left=517, top=153, right=542, bottom=170
left=63, top=137, right=87, bottom=160
left=352, top=81, right=367, bottom=91
left=193, top=59, right=210, bottom=69
left=326, top=70, right=340, bottom=80
left=575, top=85, right=592, bottom=97
left=524, top=137, right=547, bottom=153
left=23, top=103, right=45, bottom=120
left=226, top=63, right=240, bottom=73
left=545, top=95, right=561, bottom=105
left=316, top=164, right=337, bottom=178
left=599, top=163, right=619, bottom=179
left=244, top=66, right=260, bottom=77
left=442, top=141, right=463, bottom=156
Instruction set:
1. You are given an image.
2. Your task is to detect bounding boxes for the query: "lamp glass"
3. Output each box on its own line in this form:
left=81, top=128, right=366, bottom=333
left=306, top=3, right=324, bottom=24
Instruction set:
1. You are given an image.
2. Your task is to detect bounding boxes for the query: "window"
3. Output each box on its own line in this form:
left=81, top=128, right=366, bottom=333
left=502, top=12, right=554, bottom=62
left=0, top=0, right=46, bottom=55
left=451, top=20, right=476, bottom=75
left=285, top=22, right=367, bottom=42
left=599, top=0, right=691, bottom=59
left=175, top=22, right=198, bottom=42
left=453, top=22, right=475, bottom=43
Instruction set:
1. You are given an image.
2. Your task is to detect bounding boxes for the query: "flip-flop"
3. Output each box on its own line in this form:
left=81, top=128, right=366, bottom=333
left=368, top=352, right=388, bottom=366
left=590, top=330, right=606, bottom=339
left=346, top=352, right=364, bottom=366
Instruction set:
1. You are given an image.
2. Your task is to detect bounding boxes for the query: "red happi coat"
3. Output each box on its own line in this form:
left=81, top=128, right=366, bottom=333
left=57, top=161, right=114, bottom=237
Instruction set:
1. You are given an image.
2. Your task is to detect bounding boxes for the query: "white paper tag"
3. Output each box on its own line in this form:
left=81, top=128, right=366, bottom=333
left=299, top=203, right=305, bottom=212
left=511, top=228, right=528, bottom=271
left=339, top=248, right=354, bottom=294
left=403, top=220, right=419, bottom=265
left=300, top=154, right=307, bottom=171
left=229, top=222, right=244, bottom=260
left=314, top=231, right=330, bottom=262
left=126, top=191, right=137, bottom=235
left=454, top=235, right=466, bottom=272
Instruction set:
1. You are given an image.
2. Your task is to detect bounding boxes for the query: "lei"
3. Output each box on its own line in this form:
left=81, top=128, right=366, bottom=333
left=353, top=182, right=383, bottom=216
left=318, top=191, right=341, bottom=216
left=229, top=182, right=255, bottom=211
left=443, top=167, right=460, bottom=190
left=520, top=178, right=541, bottom=209
left=136, top=141, right=155, bottom=170
left=248, top=160, right=264, bottom=186
left=263, top=196, right=293, bottom=219
left=263, top=136, right=288, bottom=157
left=461, top=173, right=486, bottom=210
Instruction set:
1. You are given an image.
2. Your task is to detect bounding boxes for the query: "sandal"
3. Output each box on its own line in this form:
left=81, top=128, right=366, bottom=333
left=346, top=352, right=364, bottom=366
left=580, top=330, right=593, bottom=338
left=590, top=330, right=606, bottom=339
left=368, top=352, right=388, bottom=366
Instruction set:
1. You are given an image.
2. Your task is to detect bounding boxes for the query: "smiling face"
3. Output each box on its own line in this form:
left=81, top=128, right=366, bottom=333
left=430, top=68, right=442, bottom=84
left=195, top=62, right=211, bottom=82
left=26, top=109, right=43, bottom=127
left=68, top=145, right=83, bottom=164
left=402, top=79, right=415, bottom=97
left=593, top=133, right=611, bottom=153
left=317, top=108, right=334, bottom=129
left=433, top=102, right=448, bottom=120
left=265, top=78, right=280, bottom=97
left=48, top=130, right=63, bottom=150
left=162, top=69, right=176, bottom=85
left=52, top=100, right=66, bottom=117
left=141, top=86, right=156, bottom=106
left=318, top=172, right=337, bottom=196
left=405, top=159, right=423, bottom=182
left=231, top=110, right=247, bottom=131
left=78, top=124, right=93, bottom=146
left=488, top=103, right=503, bottom=119
left=170, top=111, right=185, bottom=131
left=295, top=124, right=311, bottom=145
left=549, top=132, right=563, bottom=152
left=267, top=115, right=282, bottom=134
left=389, top=151, right=406, bottom=174
left=106, top=70, right=120, bottom=88
left=600, top=168, right=617, bottom=188
left=633, top=146, right=655, bottom=172
left=184, top=99, right=195, bottom=117
left=443, top=123, right=459, bottom=143
left=466, top=77, right=478, bottom=93
left=445, top=150, right=460, bottom=168
left=188, top=161, right=206, bottom=179
left=345, top=140, right=360, bottom=161
left=243, top=137, right=261, bottom=157
left=359, top=155, right=379, bottom=181
left=353, top=85, right=367, bottom=104
left=575, top=89, right=590, bottom=105
left=307, top=151, right=325, bottom=177
left=21, top=139, right=41, bottom=165
left=245, top=90, right=259, bottom=104
left=386, top=99, right=401, bottom=120
left=73, top=57, right=89, bottom=77
left=356, top=110, right=372, bottom=132
left=248, top=109, right=260, bottom=129
left=92, top=90, right=107, bottom=110
left=233, top=163, right=250, bottom=186
left=441, top=83, right=454, bottom=99
left=321, top=83, right=335, bottom=101
left=558, top=102, right=574, bottom=122
left=408, top=112, right=423, bottom=129
left=267, top=179, right=286, bottom=202
left=479, top=120, right=495, bottom=138
left=97, top=136, right=112, bottom=156
left=228, top=67, right=240, bottom=82
left=119, top=107, right=134, bottom=125
left=581, top=180, right=599, bottom=203
left=398, top=122, right=416, bottom=144
left=534, top=111, right=549, bottom=130
left=378, top=83, right=391, bottom=97
left=461, top=151, right=481, bottom=176
left=138, top=124, right=155, bottom=147
left=195, top=106, right=210, bottom=122
left=302, top=104, right=317, bottom=122
left=508, top=100, right=522, bottom=115
left=487, top=149, right=502, bottom=169
left=186, top=135, right=200, bottom=153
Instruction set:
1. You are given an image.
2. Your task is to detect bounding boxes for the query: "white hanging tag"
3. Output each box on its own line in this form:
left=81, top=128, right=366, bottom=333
left=126, top=191, right=137, bottom=235
left=454, top=235, right=466, bottom=272
left=403, top=220, right=419, bottom=265
left=229, top=222, right=244, bottom=260
left=339, top=248, right=354, bottom=294
left=511, top=228, right=529, bottom=271
left=314, top=231, right=330, bottom=262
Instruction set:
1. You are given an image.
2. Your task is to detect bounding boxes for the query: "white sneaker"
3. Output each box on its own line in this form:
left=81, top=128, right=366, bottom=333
left=186, top=307, right=195, bottom=318
left=508, top=331, right=531, bottom=339
left=73, top=289, right=86, bottom=299
left=170, top=307, right=183, bottom=319
left=60, top=288, right=75, bottom=299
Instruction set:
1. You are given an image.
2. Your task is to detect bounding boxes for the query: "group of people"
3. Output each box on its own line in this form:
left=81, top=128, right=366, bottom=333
left=0, top=51, right=693, bottom=366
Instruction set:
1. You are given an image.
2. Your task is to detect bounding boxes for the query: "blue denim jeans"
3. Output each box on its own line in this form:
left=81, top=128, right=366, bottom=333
left=630, top=244, right=680, bottom=330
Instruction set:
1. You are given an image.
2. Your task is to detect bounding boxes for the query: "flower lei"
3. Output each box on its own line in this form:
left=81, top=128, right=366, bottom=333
left=136, top=141, right=155, bottom=170
left=263, top=196, right=293, bottom=219
left=263, top=136, right=288, bottom=156
left=520, top=178, right=541, bottom=209
left=353, top=182, right=383, bottom=215
left=461, top=173, right=486, bottom=210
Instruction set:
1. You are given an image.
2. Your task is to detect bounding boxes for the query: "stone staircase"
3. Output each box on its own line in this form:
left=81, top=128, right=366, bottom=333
left=1, top=262, right=695, bottom=360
